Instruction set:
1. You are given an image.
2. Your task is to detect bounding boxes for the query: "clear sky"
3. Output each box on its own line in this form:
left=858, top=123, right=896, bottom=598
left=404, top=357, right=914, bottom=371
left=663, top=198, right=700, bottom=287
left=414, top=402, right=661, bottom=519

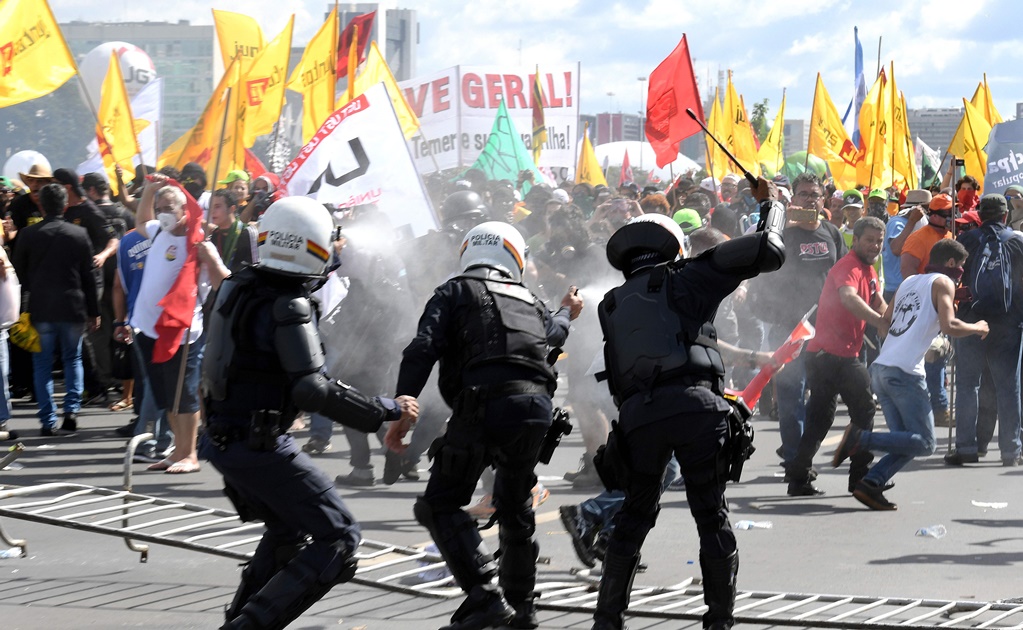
left=52, top=0, right=1023, bottom=122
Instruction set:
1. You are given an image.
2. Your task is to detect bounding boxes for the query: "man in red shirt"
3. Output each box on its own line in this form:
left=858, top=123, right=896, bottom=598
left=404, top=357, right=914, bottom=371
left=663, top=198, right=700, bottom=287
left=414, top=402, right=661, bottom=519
left=787, top=216, right=889, bottom=496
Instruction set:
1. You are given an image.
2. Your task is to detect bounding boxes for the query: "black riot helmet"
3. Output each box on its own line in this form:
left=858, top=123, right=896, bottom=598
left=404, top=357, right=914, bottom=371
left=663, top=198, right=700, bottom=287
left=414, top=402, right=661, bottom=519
left=606, top=214, right=690, bottom=277
left=439, top=190, right=489, bottom=232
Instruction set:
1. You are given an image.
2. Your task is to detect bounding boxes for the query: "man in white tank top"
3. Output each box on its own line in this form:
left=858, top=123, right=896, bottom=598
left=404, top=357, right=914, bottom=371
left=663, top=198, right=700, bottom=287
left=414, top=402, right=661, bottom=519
left=832, top=239, right=988, bottom=510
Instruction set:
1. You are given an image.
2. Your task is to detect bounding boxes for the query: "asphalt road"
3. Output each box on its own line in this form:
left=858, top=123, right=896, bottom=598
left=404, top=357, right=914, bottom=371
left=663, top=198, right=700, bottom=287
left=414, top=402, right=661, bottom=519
left=1, top=395, right=1021, bottom=629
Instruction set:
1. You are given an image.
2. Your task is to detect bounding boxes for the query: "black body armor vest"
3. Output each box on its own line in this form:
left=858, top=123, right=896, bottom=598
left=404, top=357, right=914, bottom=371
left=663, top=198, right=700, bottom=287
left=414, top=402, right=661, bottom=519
left=437, top=277, right=555, bottom=404
left=598, top=263, right=725, bottom=407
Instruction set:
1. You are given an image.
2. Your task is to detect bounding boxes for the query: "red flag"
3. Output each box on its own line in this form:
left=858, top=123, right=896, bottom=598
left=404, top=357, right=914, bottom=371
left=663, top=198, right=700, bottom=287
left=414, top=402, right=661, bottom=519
left=336, top=11, right=375, bottom=78
left=244, top=148, right=268, bottom=179
left=619, top=149, right=634, bottom=187
left=645, top=34, right=704, bottom=168
left=152, top=179, right=205, bottom=363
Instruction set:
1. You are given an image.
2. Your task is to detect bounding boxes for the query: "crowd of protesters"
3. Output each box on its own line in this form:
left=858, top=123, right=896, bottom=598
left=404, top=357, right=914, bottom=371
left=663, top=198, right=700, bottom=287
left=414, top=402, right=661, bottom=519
left=0, top=155, right=1017, bottom=507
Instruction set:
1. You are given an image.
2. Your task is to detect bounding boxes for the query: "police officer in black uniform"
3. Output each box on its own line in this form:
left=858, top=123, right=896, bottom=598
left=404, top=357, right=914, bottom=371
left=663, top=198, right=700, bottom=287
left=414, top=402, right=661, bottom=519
left=591, top=178, right=785, bottom=630
left=200, top=196, right=419, bottom=630
left=385, top=220, right=583, bottom=630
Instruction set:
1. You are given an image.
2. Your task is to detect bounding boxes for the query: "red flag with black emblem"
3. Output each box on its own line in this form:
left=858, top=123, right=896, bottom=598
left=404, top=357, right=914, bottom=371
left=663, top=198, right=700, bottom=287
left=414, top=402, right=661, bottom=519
left=645, top=34, right=703, bottom=168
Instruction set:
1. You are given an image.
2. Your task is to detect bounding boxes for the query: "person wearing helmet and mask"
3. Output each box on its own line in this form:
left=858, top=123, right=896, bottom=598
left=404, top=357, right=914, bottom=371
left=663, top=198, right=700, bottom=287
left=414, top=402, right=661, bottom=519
left=385, top=222, right=583, bottom=630
left=589, top=178, right=785, bottom=630
left=198, top=195, right=420, bottom=629
left=404, top=190, right=490, bottom=305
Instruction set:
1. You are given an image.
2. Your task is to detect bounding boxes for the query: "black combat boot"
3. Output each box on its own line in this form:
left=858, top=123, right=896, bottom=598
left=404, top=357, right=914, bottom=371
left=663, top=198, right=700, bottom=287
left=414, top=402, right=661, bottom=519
left=591, top=548, right=640, bottom=630
left=700, top=551, right=739, bottom=629
left=440, top=584, right=515, bottom=630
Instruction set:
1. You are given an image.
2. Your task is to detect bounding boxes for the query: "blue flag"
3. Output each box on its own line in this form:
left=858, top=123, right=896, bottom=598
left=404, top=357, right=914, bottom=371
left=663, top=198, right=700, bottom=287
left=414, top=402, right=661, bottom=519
left=843, top=27, right=867, bottom=146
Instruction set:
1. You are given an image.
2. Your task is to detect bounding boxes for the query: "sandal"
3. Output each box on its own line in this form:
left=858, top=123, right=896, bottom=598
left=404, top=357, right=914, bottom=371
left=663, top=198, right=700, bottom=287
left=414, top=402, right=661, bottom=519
left=109, top=398, right=133, bottom=412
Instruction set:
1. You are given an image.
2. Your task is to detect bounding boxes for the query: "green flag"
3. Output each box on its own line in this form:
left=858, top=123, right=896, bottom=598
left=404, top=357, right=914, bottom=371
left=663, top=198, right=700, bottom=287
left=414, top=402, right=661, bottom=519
left=470, top=100, right=544, bottom=183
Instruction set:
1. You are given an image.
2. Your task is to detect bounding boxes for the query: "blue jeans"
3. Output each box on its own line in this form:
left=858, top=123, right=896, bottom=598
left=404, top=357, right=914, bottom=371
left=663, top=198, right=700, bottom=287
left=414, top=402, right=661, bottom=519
left=954, top=326, right=1023, bottom=460
left=308, top=412, right=333, bottom=442
left=130, top=340, right=172, bottom=452
left=769, top=324, right=805, bottom=464
left=864, top=364, right=936, bottom=485
left=924, top=357, right=948, bottom=412
left=0, top=330, right=10, bottom=423
left=32, top=321, right=85, bottom=428
left=579, top=456, right=681, bottom=536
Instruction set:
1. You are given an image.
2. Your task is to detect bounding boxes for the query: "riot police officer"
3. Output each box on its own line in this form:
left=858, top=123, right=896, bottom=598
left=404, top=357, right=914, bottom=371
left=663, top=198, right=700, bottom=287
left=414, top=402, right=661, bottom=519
left=591, top=179, right=785, bottom=630
left=385, top=221, right=583, bottom=630
left=200, top=197, right=419, bottom=630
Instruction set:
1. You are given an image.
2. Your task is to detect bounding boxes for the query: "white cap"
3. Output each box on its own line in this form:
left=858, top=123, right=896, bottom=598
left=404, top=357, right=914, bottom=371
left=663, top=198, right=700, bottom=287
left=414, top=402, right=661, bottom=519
left=552, top=188, right=571, bottom=204
left=700, top=176, right=720, bottom=192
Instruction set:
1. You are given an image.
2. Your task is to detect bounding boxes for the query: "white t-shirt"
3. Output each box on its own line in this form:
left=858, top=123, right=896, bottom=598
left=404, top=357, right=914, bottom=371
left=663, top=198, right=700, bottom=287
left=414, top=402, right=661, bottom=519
left=130, top=220, right=210, bottom=343
left=875, top=273, right=941, bottom=377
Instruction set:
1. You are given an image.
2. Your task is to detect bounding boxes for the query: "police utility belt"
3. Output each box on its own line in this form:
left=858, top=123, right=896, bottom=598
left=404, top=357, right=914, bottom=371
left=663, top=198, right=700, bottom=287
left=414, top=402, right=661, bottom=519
left=451, top=380, right=553, bottom=425
left=207, top=410, right=292, bottom=451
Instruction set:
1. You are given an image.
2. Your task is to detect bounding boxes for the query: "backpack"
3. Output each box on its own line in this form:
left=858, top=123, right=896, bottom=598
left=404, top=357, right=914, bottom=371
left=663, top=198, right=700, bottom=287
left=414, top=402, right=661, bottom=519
left=970, top=226, right=1019, bottom=316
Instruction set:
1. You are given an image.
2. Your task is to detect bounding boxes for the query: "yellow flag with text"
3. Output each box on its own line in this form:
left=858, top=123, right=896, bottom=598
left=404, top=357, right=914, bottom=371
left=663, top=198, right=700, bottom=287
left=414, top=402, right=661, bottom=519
left=96, top=52, right=141, bottom=195
left=949, top=98, right=993, bottom=181
left=724, top=75, right=760, bottom=176
left=891, top=68, right=916, bottom=190
left=175, top=57, right=243, bottom=184
left=858, top=68, right=894, bottom=190
left=240, top=15, right=293, bottom=146
left=757, top=91, right=785, bottom=176
left=575, top=123, right=607, bottom=187
left=808, top=73, right=860, bottom=189
left=0, top=0, right=76, bottom=108
left=212, top=9, right=264, bottom=72
left=334, top=42, right=420, bottom=139
left=288, top=8, right=338, bottom=143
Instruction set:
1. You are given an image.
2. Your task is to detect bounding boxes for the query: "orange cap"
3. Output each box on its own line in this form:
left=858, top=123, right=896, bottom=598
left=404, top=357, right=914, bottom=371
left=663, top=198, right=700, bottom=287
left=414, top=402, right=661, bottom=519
left=929, top=194, right=953, bottom=211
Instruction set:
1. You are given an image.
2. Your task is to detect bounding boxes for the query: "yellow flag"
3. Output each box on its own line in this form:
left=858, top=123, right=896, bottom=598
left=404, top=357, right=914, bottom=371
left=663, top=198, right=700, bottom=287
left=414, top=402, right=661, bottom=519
left=288, top=7, right=339, bottom=143
left=949, top=98, right=993, bottom=181
left=724, top=74, right=760, bottom=176
left=0, top=0, right=76, bottom=108
left=890, top=67, right=916, bottom=190
left=757, top=91, right=786, bottom=177
left=175, top=57, right=243, bottom=185
left=96, top=52, right=141, bottom=195
left=240, top=15, right=293, bottom=147
left=158, top=129, right=189, bottom=170
left=575, top=123, right=607, bottom=187
left=973, top=74, right=1003, bottom=126
left=857, top=68, right=894, bottom=190
left=212, top=9, right=265, bottom=72
left=346, top=24, right=358, bottom=103
left=808, top=73, right=860, bottom=190
left=705, top=88, right=728, bottom=180
left=334, top=42, right=420, bottom=139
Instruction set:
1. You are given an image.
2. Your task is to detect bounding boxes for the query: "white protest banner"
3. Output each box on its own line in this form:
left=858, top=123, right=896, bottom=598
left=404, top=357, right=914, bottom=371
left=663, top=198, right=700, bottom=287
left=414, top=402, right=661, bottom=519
left=399, top=63, right=580, bottom=180
left=281, top=82, right=438, bottom=239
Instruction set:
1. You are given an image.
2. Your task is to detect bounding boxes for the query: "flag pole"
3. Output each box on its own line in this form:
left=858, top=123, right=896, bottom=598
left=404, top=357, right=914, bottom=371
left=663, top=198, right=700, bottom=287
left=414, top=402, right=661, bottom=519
left=776, top=88, right=785, bottom=174
left=805, top=78, right=818, bottom=171
left=210, top=87, right=233, bottom=187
